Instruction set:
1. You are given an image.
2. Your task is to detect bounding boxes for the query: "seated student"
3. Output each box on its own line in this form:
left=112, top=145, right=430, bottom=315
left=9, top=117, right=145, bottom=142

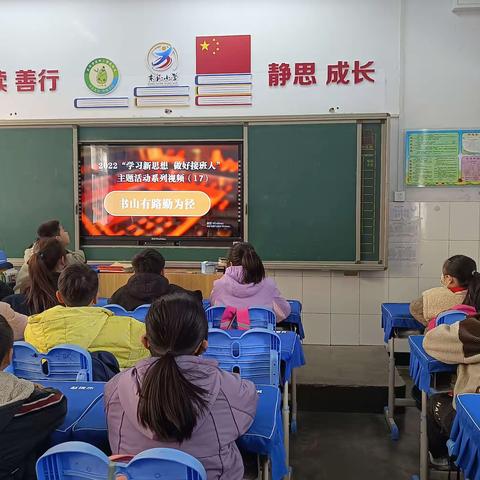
left=4, top=237, right=66, bottom=316
left=210, top=242, right=291, bottom=322
left=0, top=302, right=27, bottom=340
left=410, top=255, right=480, bottom=326
left=109, top=248, right=202, bottom=311
left=424, top=312, right=480, bottom=468
left=0, top=315, right=67, bottom=479
left=105, top=292, right=258, bottom=480
left=25, top=263, right=148, bottom=369
left=0, top=281, right=13, bottom=300
left=15, top=219, right=85, bottom=294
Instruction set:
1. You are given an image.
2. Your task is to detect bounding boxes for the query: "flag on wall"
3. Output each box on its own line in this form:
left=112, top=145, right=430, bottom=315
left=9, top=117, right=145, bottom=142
left=195, top=35, right=252, bottom=106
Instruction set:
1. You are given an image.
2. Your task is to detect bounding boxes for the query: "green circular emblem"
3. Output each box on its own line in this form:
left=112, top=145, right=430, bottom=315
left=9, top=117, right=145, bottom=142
left=84, top=58, right=119, bottom=95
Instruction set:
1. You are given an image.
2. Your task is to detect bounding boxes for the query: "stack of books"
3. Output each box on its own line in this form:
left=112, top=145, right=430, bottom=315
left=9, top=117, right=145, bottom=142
left=133, top=85, right=190, bottom=107
left=195, top=74, right=252, bottom=106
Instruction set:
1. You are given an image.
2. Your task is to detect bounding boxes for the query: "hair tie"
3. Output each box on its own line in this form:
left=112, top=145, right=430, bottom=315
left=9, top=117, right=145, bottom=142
left=473, top=270, right=478, bottom=276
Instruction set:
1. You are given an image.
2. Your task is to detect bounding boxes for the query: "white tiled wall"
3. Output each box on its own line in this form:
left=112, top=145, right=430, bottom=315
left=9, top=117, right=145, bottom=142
left=272, top=202, right=480, bottom=346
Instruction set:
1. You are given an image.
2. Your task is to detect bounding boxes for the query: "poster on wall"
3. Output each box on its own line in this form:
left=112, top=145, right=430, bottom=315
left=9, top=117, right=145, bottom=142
left=405, top=130, right=480, bottom=186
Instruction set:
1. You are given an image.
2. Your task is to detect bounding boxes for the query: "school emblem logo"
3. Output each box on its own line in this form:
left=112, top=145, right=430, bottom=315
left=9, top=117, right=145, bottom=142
left=147, top=42, right=178, bottom=73
left=84, top=58, right=119, bottom=95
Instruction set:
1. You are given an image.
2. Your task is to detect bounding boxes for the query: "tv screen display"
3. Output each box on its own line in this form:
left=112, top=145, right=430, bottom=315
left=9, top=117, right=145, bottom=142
left=80, top=142, right=243, bottom=246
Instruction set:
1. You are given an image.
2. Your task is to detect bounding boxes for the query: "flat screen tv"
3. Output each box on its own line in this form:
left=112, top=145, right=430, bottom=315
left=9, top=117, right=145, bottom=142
left=79, top=142, right=243, bottom=246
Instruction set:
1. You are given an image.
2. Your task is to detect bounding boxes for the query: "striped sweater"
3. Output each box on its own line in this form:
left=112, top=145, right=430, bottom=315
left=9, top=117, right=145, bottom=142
left=424, top=316, right=480, bottom=409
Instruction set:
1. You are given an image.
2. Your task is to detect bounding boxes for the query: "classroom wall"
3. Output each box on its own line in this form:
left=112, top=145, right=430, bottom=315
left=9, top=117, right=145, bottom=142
left=3, top=0, right=479, bottom=345
left=281, top=0, right=480, bottom=346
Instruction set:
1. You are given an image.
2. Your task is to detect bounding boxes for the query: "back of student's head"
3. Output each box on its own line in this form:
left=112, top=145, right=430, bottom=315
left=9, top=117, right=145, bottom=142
left=25, top=237, right=66, bottom=314
left=37, top=220, right=61, bottom=238
left=58, top=264, right=98, bottom=307
left=443, top=255, right=480, bottom=311
left=132, top=249, right=165, bottom=274
left=0, top=314, right=14, bottom=368
left=228, top=242, right=265, bottom=284
left=137, top=291, right=208, bottom=442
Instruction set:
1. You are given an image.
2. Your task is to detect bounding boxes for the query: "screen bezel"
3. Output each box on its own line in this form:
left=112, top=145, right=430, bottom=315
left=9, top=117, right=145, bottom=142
left=78, top=140, right=244, bottom=247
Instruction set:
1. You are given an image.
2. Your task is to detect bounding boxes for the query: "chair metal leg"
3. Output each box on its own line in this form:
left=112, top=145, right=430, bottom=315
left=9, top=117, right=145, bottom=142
left=261, top=456, right=270, bottom=480
left=420, top=390, right=429, bottom=480
left=283, top=380, right=290, bottom=478
left=291, top=369, right=297, bottom=433
left=384, top=336, right=400, bottom=440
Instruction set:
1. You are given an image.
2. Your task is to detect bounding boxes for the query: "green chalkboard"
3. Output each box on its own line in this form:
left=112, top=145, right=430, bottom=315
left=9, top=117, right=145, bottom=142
left=1, top=121, right=386, bottom=265
left=0, top=127, right=75, bottom=258
left=248, top=123, right=358, bottom=261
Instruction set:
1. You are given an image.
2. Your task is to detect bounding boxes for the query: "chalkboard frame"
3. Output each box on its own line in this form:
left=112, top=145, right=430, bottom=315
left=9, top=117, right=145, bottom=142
left=1, top=115, right=389, bottom=269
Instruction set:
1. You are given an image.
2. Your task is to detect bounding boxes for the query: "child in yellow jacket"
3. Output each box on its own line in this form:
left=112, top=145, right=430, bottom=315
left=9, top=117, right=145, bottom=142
left=25, top=264, right=148, bottom=369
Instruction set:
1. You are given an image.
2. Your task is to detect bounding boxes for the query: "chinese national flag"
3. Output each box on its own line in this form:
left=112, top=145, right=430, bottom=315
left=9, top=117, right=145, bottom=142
left=196, top=35, right=251, bottom=74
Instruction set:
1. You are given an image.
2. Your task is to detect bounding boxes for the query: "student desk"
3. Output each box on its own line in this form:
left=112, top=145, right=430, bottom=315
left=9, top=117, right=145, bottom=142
left=448, top=393, right=480, bottom=480
left=381, top=303, right=425, bottom=440
left=408, top=335, right=457, bottom=480
left=40, top=381, right=288, bottom=480
left=96, top=270, right=221, bottom=299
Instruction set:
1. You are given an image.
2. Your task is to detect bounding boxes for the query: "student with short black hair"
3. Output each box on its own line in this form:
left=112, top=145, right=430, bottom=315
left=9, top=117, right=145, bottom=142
left=109, top=248, right=202, bottom=311
left=105, top=291, right=257, bottom=480
left=24, top=263, right=148, bottom=369
left=0, top=315, right=67, bottom=479
left=4, top=237, right=66, bottom=315
left=15, top=219, right=86, bottom=294
left=210, top=242, right=291, bottom=322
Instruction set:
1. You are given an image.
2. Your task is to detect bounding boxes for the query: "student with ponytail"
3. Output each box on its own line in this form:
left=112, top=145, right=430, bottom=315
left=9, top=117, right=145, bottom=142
left=105, top=291, right=258, bottom=480
left=4, top=238, right=66, bottom=315
left=210, top=242, right=291, bottom=322
left=410, top=255, right=480, bottom=325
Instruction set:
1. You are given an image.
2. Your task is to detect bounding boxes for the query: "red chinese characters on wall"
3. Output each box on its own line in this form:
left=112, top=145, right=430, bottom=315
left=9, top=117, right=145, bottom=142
left=0, top=69, right=60, bottom=93
left=268, top=60, right=375, bottom=87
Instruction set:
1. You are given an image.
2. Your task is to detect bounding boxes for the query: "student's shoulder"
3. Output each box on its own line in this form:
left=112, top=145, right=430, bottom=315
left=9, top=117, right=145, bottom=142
left=422, top=286, right=447, bottom=296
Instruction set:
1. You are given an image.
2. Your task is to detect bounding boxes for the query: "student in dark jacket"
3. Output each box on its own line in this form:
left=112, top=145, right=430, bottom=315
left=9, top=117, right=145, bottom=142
left=0, top=281, right=13, bottom=301
left=0, top=315, right=67, bottom=479
left=109, top=249, right=202, bottom=311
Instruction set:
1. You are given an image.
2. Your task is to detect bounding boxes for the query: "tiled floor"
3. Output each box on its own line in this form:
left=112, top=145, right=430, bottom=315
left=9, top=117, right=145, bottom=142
left=290, top=408, right=420, bottom=479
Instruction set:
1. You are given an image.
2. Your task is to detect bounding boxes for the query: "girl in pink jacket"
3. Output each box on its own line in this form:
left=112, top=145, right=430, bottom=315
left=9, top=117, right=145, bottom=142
left=211, top=243, right=291, bottom=322
left=105, top=292, right=258, bottom=480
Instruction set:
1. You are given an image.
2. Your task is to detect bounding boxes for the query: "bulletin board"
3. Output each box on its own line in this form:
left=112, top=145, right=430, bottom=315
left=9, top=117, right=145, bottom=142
left=405, top=129, right=480, bottom=186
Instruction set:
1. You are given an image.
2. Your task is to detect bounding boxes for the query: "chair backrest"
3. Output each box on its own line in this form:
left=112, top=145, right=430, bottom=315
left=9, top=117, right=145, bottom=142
left=436, top=310, right=468, bottom=326
left=104, top=303, right=150, bottom=322
left=203, top=328, right=280, bottom=386
left=12, top=341, right=93, bottom=381
left=132, top=304, right=150, bottom=321
left=206, top=306, right=276, bottom=330
left=36, top=441, right=207, bottom=480
left=95, top=297, right=109, bottom=307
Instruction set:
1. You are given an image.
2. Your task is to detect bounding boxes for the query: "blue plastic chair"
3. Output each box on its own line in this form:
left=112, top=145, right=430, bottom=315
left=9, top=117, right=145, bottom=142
left=94, top=297, right=109, bottom=307
left=436, top=309, right=468, bottom=326
left=104, top=303, right=150, bottom=321
left=206, top=306, right=276, bottom=330
left=204, top=328, right=280, bottom=386
left=36, top=441, right=207, bottom=480
left=11, top=341, right=93, bottom=381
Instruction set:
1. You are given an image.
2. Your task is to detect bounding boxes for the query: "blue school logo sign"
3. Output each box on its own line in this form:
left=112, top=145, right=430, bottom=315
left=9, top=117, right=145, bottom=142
left=84, top=58, right=119, bottom=95
left=147, top=42, right=178, bottom=73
